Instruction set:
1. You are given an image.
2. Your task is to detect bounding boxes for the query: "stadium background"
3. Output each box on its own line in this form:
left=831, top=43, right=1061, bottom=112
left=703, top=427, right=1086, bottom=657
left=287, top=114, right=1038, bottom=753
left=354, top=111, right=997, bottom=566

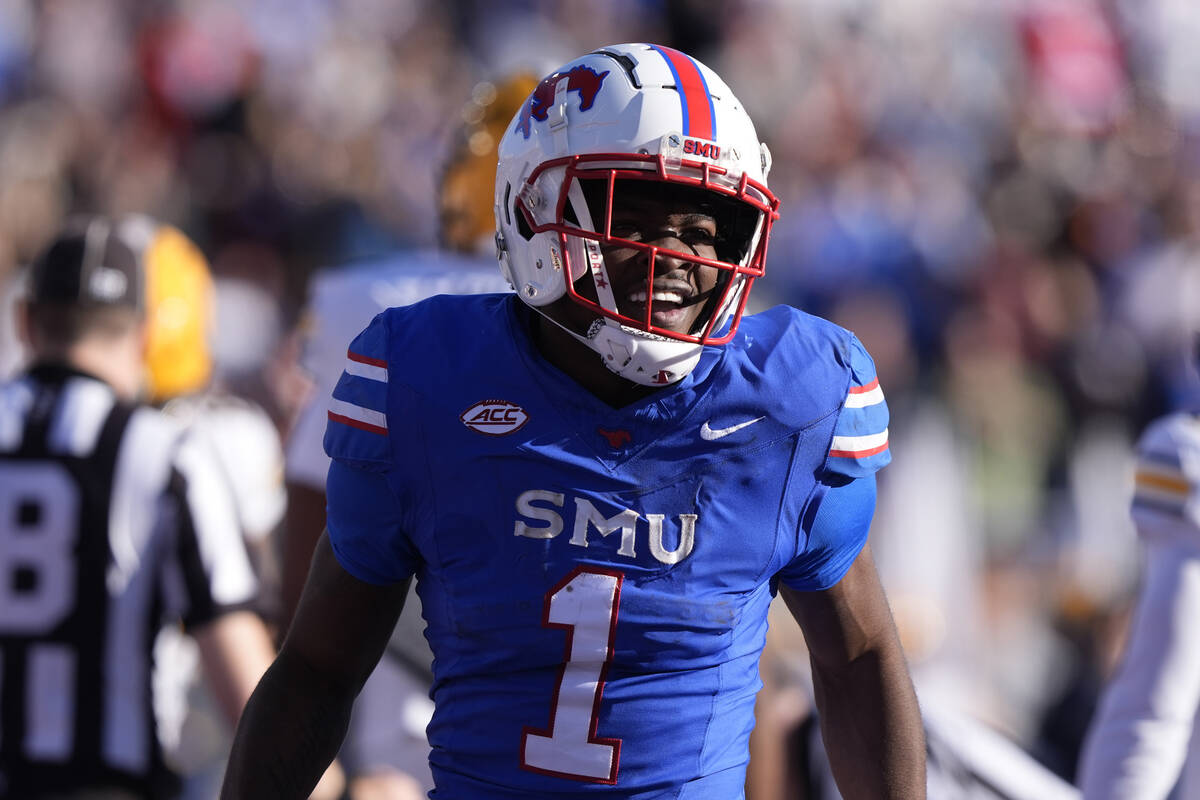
left=1, top=0, right=1197, bottom=790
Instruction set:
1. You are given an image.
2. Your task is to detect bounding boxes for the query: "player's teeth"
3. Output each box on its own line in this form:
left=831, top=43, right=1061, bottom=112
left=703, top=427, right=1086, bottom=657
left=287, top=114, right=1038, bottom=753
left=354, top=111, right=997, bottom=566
left=652, top=292, right=683, bottom=303
left=627, top=291, right=684, bottom=305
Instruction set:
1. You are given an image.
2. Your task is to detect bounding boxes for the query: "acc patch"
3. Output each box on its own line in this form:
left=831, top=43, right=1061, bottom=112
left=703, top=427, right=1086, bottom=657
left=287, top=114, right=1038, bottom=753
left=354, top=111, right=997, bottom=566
left=461, top=399, right=529, bottom=436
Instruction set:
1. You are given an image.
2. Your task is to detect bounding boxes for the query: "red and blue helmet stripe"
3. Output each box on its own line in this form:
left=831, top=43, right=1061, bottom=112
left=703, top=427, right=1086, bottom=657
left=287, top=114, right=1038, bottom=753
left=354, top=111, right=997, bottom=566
left=649, top=44, right=717, bottom=140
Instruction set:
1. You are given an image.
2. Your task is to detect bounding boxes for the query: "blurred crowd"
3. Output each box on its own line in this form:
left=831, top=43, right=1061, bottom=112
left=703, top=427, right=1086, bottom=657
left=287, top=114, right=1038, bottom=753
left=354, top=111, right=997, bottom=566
left=3, top=0, right=1200, bottom=791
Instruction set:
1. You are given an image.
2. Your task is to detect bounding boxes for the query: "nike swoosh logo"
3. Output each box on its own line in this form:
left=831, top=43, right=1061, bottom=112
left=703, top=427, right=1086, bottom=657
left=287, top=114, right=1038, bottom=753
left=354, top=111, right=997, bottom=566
left=700, top=416, right=765, bottom=441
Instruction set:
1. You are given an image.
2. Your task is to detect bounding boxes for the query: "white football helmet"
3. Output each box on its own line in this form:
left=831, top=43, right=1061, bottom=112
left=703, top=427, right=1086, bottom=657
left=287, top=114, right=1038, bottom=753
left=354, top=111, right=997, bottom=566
left=494, top=42, right=779, bottom=386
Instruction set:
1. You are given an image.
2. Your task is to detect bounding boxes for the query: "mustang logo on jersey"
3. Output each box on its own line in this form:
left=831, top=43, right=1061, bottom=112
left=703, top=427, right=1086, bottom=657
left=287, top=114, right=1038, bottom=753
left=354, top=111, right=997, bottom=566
left=596, top=427, right=632, bottom=448
left=461, top=399, right=529, bottom=435
left=513, top=489, right=696, bottom=565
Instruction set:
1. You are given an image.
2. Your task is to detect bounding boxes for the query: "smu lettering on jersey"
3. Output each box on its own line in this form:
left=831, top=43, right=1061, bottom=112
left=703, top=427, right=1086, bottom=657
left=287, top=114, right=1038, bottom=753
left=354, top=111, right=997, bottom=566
left=324, top=294, right=890, bottom=799
left=1131, top=412, right=1200, bottom=547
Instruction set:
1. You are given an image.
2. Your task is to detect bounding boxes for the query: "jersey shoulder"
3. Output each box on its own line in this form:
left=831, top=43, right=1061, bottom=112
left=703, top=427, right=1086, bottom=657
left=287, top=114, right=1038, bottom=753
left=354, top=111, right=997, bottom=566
left=322, top=293, right=511, bottom=469
left=732, top=305, right=870, bottom=394
left=373, top=292, right=512, bottom=394
left=733, top=306, right=891, bottom=477
left=1132, top=412, right=1200, bottom=544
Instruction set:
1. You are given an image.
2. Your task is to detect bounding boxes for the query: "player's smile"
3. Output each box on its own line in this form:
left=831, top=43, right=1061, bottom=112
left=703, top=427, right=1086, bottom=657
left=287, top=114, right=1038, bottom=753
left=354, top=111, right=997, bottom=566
left=599, top=204, right=721, bottom=336
left=622, top=277, right=704, bottom=330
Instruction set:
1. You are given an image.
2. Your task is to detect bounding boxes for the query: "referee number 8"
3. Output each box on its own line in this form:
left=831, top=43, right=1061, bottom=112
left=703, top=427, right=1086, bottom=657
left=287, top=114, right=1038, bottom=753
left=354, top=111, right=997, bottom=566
left=0, top=462, right=79, bottom=633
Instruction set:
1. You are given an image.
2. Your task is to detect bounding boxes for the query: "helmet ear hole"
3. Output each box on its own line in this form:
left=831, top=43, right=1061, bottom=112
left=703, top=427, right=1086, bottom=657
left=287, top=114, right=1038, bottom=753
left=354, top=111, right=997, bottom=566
left=499, top=181, right=532, bottom=241
left=515, top=200, right=535, bottom=241
left=508, top=178, right=599, bottom=243
left=508, top=184, right=537, bottom=241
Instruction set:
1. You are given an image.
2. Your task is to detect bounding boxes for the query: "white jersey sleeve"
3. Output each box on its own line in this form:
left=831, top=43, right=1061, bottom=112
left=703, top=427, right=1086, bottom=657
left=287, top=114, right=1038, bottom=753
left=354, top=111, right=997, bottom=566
left=170, top=428, right=259, bottom=610
left=162, top=393, right=286, bottom=544
left=108, top=406, right=258, bottom=625
left=1130, top=413, right=1200, bottom=545
left=1079, top=413, right=1200, bottom=800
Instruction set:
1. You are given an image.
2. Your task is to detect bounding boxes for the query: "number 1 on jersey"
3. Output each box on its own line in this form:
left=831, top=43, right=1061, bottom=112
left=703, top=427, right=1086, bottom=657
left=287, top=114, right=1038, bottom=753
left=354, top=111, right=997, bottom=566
left=521, top=566, right=623, bottom=784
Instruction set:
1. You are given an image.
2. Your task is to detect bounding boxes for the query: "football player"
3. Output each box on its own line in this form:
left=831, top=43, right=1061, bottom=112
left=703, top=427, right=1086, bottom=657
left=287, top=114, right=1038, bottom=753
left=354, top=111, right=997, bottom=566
left=1078, top=413, right=1200, bottom=798
left=0, top=217, right=276, bottom=800
left=224, top=43, right=926, bottom=799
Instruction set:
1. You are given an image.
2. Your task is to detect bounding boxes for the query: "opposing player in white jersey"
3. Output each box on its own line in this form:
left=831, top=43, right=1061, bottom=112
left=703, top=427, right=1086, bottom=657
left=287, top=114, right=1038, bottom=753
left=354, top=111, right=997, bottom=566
left=281, top=73, right=534, bottom=800
left=0, top=217, right=276, bottom=800
left=1078, top=413, right=1200, bottom=799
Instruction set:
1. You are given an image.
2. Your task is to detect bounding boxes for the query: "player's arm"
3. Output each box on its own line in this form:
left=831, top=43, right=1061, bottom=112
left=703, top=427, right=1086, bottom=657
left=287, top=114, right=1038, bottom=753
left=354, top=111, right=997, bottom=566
left=781, top=543, right=925, bottom=800
left=1079, top=415, right=1200, bottom=799
left=224, top=308, right=415, bottom=797
left=281, top=479, right=328, bottom=632
left=281, top=369, right=340, bottom=632
left=776, top=334, right=923, bottom=797
left=196, top=606, right=364, bottom=800
left=1078, top=540, right=1200, bottom=799
left=221, top=532, right=409, bottom=800
left=192, top=609, right=277, bottom=728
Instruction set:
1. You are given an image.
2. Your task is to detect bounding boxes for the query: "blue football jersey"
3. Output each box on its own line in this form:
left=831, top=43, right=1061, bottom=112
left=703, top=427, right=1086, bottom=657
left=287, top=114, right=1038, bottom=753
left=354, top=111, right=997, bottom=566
left=323, top=293, right=890, bottom=798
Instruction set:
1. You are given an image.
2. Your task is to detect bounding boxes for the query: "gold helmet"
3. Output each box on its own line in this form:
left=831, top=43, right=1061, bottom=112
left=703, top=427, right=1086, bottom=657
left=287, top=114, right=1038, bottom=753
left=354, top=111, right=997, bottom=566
left=438, top=72, right=539, bottom=254
left=118, top=216, right=215, bottom=402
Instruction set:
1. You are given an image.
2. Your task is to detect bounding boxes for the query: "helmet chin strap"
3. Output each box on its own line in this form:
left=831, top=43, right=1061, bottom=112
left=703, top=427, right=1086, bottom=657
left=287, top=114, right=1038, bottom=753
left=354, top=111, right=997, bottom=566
left=529, top=230, right=643, bottom=379
left=529, top=300, right=702, bottom=387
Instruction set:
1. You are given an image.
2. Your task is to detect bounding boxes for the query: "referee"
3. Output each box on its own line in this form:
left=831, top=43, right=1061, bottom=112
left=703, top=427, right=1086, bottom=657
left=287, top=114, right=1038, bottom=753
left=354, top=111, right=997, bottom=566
left=0, top=217, right=276, bottom=800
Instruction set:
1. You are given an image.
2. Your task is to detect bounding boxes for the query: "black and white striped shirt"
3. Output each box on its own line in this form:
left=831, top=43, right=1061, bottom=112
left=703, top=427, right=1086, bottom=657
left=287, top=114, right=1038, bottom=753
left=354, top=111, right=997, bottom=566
left=0, top=363, right=257, bottom=799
